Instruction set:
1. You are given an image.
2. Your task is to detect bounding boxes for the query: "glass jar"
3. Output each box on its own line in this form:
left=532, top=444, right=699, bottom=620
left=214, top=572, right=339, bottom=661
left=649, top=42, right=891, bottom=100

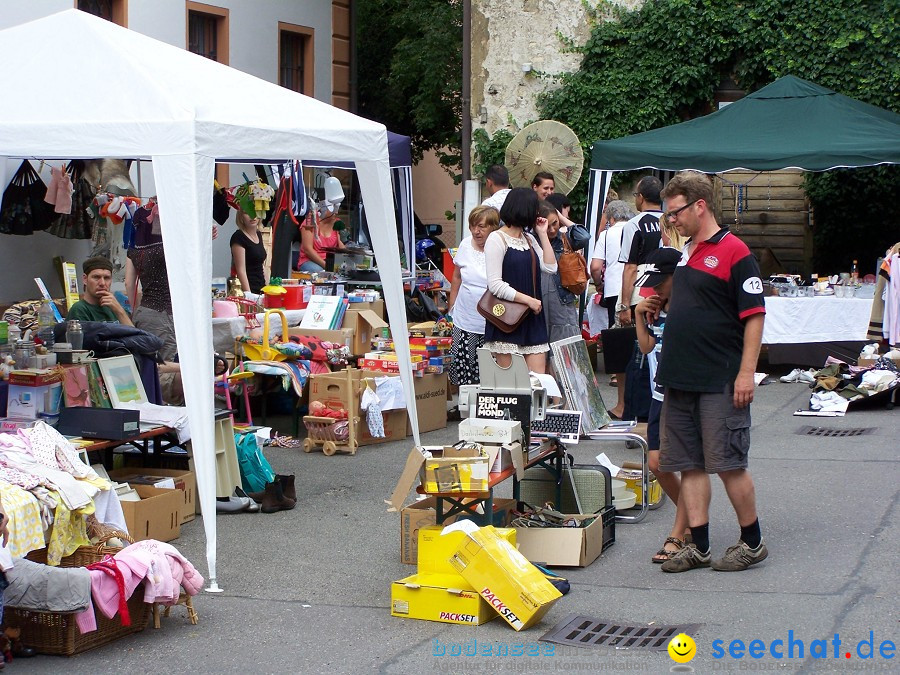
left=14, top=340, right=36, bottom=367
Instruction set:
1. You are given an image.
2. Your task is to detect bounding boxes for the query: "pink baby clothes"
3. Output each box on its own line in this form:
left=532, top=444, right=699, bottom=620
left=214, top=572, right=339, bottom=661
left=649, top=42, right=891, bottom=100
left=76, top=555, right=147, bottom=634
left=44, top=166, right=72, bottom=214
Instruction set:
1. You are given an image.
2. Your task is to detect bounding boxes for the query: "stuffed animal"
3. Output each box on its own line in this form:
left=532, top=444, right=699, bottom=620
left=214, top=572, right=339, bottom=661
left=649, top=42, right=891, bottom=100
left=0, top=355, right=15, bottom=381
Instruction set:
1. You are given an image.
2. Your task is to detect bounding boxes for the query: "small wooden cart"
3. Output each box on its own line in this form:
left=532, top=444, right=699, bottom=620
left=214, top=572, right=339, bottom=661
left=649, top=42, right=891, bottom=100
left=302, top=368, right=360, bottom=455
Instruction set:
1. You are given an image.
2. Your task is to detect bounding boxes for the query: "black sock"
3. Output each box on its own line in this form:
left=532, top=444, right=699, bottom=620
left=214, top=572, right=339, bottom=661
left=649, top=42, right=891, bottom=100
left=690, top=523, right=710, bottom=554
left=741, top=519, right=762, bottom=549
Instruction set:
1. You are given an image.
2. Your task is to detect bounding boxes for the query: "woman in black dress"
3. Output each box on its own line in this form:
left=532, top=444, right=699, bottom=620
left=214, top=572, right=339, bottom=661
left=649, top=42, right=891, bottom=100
left=483, top=188, right=558, bottom=374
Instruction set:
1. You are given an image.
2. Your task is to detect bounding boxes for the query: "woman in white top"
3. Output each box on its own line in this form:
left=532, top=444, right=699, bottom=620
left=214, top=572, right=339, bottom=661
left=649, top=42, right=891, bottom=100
left=590, top=200, right=636, bottom=417
left=484, top=188, right=558, bottom=374
left=591, top=200, right=636, bottom=327
left=447, top=206, right=500, bottom=385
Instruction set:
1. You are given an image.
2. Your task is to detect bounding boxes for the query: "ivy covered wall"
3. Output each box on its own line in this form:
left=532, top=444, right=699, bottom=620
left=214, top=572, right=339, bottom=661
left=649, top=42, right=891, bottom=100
left=475, top=0, right=899, bottom=273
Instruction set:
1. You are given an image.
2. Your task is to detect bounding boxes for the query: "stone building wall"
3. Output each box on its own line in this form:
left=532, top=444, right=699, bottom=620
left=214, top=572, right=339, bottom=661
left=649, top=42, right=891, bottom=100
left=471, top=0, right=642, bottom=144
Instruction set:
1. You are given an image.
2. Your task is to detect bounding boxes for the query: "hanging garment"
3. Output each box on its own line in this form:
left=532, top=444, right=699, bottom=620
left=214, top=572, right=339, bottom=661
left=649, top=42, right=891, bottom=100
left=47, top=165, right=96, bottom=239
left=44, top=164, right=73, bottom=214
left=268, top=171, right=300, bottom=279
left=0, top=160, right=56, bottom=235
left=360, top=385, right=385, bottom=438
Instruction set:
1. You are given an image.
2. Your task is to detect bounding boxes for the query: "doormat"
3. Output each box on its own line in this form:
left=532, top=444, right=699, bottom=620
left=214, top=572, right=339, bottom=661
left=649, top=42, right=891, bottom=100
left=540, top=614, right=702, bottom=652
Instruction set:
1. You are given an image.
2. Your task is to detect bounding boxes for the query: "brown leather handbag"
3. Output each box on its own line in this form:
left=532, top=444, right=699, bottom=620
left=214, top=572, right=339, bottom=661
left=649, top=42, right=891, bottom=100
left=477, top=241, right=537, bottom=333
left=558, top=233, right=589, bottom=295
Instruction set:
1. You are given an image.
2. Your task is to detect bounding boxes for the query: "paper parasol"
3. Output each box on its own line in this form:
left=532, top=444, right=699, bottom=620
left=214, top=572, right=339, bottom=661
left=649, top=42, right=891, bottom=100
left=504, top=120, right=584, bottom=195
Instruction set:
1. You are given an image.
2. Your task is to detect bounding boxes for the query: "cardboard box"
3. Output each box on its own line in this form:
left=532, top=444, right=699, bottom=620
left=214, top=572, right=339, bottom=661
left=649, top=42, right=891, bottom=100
left=407, top=372, right=448, bottom=434
left=487, top=443, right=517, bottom=473
left=389, top=446, right=514, bottom=518
left=110, top=468, right=196, bottom=524
left=391, top=573, right=497, bottom=625
left=342, top=309, right=388, bottom=355
left=0, top=418, right=33, bottom=433
left=57, top=406, right=140, bottom=440
left=449, top=525, right=563, bottom=631
left=400, top=497, right=460, bottom=565
left=858, top=356, right=900, bottom=367
left=514, top=512, right=608, bottom=567
left=419, top=525, right=516, bottom=577
left=421, top=445, right=491, bottom=494
left=119, top=485, right=182, bottom=542
left=307, top=369, right=407, bottom=446
left=8, top=369, right=65, bottom=386
left=458, top=418, right=522, bottom=445
left=346, top=298, right=384, bottom=318
left=6, top=383, right=62, bottom=420
left=399, top=496, right=516, bottom=564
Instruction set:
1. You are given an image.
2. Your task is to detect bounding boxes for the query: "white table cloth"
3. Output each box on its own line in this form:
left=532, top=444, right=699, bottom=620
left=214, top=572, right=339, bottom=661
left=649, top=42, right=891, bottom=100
left=762, top=296, right=872, bottom=344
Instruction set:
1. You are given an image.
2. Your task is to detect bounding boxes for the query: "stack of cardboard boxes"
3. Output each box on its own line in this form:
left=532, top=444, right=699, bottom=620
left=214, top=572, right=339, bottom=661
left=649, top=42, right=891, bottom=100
left=299, top=300, right=450, bottom=444
left=391, top=523, right=562, bottom=629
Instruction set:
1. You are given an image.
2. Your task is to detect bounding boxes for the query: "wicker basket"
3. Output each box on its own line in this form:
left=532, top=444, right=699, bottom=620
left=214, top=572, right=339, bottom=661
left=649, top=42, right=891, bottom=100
left=303, top=415, right=350, bottom=442
left=7, top=536, right=152, bottom=656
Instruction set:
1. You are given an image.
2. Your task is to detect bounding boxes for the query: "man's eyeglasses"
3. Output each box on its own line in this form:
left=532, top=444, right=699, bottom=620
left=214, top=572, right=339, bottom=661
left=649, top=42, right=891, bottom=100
left=664, top=199, right=698, bottom=220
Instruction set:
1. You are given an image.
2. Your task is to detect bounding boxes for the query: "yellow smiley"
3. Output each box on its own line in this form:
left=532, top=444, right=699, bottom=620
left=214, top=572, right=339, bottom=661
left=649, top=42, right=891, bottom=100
left=667, top=633, right=697, bottom=663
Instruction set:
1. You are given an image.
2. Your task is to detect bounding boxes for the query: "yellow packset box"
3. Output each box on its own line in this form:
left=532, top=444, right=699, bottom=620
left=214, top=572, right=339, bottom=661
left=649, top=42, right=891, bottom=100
left=418, top=525, right=516, bottom=577
left=390, top=573, right=497, bottom=625
left=449, top=526, right=562, bottom=631
left=421, top=446, right=490, bottom=494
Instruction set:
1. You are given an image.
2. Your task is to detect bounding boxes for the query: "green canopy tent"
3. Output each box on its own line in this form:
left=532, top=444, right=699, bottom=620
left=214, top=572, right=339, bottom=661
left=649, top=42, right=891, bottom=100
left=585, top=75, right=900, bottom=236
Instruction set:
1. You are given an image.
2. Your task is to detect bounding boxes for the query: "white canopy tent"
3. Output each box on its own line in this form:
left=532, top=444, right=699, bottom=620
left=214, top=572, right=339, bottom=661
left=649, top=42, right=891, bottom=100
left=0, top=10, right=421, bottom=589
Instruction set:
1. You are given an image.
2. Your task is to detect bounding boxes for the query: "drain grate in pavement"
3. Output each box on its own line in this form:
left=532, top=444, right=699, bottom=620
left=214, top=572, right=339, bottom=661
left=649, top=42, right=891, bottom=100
left=797, top=425, right=875, bottom=437
left=540, top=614, right=702, bottom=652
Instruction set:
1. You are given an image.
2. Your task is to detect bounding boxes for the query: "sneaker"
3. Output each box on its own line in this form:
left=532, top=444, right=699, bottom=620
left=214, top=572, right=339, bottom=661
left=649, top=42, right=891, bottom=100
left=661, top=544, right=711, bottom=573
left=779, top=368, right=802, bottom=383
left=797, top=369, right=816, bottom=384
left=711, top=540, right=769, bottom=571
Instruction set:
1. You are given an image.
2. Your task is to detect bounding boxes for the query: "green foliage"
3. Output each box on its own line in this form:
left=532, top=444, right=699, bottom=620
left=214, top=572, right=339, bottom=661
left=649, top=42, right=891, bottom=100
left=357, top=0, right=462, bottom=176
left=472, top=128, right=514, bottom=180
left=537, top=0, right=899, bottom=267
left=802, top=166, right=900, bottom=274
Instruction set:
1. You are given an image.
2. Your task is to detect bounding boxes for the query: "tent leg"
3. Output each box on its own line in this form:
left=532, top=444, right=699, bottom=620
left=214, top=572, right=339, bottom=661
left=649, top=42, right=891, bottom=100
left=206, top=578, right=223, bottom=593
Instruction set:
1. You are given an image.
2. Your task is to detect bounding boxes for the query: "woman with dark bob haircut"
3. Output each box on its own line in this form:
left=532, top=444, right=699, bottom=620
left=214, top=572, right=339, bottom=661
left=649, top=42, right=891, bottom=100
left=483, top=187, right=558, bottom=373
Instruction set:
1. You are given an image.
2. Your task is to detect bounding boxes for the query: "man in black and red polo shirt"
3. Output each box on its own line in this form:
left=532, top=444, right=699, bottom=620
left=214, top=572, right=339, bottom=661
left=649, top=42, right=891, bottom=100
left=655, top=171, right=768, bottom=574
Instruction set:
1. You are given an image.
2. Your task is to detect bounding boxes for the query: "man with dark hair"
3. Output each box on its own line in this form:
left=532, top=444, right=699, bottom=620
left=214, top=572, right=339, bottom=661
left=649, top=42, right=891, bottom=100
left=482, top=164, right=511, bottom=210
left=66, top=257, right=133, bottom=325
left=531, top=172, right=555, bottom=200
left=616, top=176, right=664, bottom=327
left=655, top=171, right=767, bottom=574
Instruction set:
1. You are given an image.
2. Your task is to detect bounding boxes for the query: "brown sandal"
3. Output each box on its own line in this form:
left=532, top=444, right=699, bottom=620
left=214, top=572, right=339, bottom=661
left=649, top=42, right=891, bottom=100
left=652, top=537, right=685, bottom=564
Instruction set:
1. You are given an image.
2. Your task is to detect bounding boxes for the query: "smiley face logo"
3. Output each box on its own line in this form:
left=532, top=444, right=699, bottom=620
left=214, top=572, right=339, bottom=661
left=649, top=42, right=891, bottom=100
left=667, top=633, right=696, bottom=663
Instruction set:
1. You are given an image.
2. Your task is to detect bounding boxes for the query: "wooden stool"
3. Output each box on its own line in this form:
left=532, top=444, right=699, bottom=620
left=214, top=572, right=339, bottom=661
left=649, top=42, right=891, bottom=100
left=152, top=592, right=198, bottom=628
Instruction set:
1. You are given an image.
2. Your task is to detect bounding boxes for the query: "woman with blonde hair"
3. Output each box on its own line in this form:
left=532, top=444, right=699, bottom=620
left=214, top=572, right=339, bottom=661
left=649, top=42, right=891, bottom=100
left=447, top=205, right=500, bottom=385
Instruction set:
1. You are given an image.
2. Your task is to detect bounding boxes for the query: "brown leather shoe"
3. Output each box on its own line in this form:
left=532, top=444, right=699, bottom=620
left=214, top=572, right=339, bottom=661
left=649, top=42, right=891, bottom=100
left=261, top=480, right=296, bottom=513
left=278, top=474, right=296, bottom=502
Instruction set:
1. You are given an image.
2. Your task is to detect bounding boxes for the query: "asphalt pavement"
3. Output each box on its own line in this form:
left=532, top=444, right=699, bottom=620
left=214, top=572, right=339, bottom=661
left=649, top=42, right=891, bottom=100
left=20, top=370, right=899, bottom=674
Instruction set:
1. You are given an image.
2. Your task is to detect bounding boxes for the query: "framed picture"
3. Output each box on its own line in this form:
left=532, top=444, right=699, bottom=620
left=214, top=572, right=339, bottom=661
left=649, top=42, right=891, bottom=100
left=550, top=336, right=611, bottom=434
left=97, top=355, right=148, bottom=407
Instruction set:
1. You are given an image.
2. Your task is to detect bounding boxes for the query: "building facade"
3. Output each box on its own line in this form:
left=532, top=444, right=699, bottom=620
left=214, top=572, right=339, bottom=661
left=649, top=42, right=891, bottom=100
left=0, top=0, right=354, bottom=297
